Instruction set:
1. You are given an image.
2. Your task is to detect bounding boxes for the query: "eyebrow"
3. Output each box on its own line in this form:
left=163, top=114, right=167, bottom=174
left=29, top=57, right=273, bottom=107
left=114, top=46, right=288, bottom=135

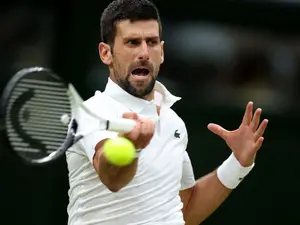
left=123, top=35, right=159, bottom=40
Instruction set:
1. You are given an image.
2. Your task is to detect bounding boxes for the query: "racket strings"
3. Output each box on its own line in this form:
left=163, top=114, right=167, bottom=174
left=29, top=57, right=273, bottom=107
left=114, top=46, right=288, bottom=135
left=5, top=74, right=71, bottom=160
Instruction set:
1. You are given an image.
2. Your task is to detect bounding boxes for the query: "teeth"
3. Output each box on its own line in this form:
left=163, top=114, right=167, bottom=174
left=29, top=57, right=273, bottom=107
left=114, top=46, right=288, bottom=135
left=132, top=68, right=149, bottom=76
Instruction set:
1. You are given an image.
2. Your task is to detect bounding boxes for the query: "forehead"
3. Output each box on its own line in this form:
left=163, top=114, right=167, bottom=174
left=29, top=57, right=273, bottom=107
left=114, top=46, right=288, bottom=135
left=115, top=20, right=160, bottom=38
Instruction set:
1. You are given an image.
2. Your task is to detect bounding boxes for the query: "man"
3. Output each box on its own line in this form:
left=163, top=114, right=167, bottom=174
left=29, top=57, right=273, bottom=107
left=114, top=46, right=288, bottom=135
left=66, top=0, right=269, bottom=224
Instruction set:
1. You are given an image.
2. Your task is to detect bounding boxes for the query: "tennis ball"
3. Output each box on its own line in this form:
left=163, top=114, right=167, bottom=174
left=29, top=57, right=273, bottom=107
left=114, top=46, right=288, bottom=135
left=103, top=137, right=136, bottom=166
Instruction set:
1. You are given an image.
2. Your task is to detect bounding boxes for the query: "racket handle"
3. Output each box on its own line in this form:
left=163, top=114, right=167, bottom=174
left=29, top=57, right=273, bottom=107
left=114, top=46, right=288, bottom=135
left=106, top=118, right=136, bottom=133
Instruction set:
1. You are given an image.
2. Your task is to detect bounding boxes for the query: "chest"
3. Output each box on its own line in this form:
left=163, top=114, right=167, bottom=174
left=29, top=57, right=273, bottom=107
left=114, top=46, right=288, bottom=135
left=134, top=111, right=185, bottom=185
left=109, top=100, right=186, bottom=185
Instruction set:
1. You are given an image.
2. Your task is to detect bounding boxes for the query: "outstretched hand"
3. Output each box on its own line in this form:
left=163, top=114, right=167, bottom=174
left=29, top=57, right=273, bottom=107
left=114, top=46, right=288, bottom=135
left=207, top=102, right=268, bottom=167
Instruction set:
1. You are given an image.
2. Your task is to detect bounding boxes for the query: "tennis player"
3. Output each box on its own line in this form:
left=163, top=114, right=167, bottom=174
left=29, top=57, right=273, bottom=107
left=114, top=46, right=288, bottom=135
left=66, top=0, right=269, bottom=224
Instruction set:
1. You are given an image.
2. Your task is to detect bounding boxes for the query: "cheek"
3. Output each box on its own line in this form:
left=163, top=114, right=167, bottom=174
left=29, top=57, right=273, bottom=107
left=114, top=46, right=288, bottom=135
left=118, top=50, right=134, bottom=65
left=114, top=52, right=129, bottom=67
left=115, top=61, right=126, bottom=73
left=114, top=59, right=131, bottom=77
left=150, top=49, right=163, bottom=63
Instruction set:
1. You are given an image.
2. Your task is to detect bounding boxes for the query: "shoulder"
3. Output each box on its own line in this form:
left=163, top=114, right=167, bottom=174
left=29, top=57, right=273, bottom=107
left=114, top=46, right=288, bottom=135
left=84, top=91, right=115, bottom=109
left=82, top=91, right=122, bottom=117
left=75, top=92, right=121, bottom=133
left=165, top=107, right=186, bottom=127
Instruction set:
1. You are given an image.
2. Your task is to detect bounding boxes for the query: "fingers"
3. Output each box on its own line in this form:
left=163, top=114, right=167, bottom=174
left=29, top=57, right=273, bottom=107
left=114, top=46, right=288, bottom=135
left=139, top=118, right=155, bottom=145
left=122, top=112, right=138, bottom=120
left=254, top=137, right=264, bottom=151
left=254, top=119, right=269, bottom=141
left=246, top=103, right=268, bottom=141
left=122, top=113, right=155, bottom=149
left=122, top=112, right=140, bottom=140
left=125, top=120, right=141, bottom=141
left=250, top=108, right=262, bottom=132
left=207, top=123, right=229, bottom=140
left=242, top=101, right=253, bottom=125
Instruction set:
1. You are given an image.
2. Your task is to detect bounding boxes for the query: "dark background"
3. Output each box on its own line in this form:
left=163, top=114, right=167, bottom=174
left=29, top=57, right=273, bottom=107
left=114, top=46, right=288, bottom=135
left=1, top=0, right=300, bottom=224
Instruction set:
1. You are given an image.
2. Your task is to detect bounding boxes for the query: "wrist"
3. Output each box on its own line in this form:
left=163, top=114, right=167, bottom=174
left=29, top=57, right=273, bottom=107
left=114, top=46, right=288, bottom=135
left=118, top=134, right=142, bottom=158
left=217, top=153, right=254, bottom=189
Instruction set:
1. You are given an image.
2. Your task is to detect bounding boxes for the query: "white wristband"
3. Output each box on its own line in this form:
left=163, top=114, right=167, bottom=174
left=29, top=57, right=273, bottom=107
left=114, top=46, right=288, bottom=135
left=134, top=149, right=142, bottom=158
left=217, top=153, right=255, bottom=189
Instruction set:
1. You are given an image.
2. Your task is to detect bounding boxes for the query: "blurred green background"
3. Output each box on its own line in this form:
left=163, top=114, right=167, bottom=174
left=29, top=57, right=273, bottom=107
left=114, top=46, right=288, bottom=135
left=1, top=0, right=300, bottom=224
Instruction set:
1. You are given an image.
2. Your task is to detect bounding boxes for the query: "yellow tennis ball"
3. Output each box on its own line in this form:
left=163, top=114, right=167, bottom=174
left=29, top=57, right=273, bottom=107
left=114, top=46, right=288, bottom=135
left=103, top=137, right=136, bottom=166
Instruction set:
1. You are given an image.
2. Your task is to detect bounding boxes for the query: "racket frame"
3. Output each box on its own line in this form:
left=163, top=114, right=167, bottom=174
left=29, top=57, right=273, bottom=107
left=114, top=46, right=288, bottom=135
left=1, top=67, right=72, bottom=165
left=1, top=67, right=136, bottom=166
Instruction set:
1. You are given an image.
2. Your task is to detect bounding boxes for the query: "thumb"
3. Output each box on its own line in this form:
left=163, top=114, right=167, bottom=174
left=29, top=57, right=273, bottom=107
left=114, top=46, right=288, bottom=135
left=122, top=112, right=139, bottom=120
left=207, top=123, right=229, bottom=140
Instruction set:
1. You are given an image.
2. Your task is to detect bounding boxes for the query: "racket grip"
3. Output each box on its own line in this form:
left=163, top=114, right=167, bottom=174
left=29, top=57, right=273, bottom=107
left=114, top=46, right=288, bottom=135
left=106, top=118, right=136, bottom=133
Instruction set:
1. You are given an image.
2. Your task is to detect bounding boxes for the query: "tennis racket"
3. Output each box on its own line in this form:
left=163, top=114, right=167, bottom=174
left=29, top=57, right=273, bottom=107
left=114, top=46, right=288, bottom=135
left=1, top=67, right=136, bottom=165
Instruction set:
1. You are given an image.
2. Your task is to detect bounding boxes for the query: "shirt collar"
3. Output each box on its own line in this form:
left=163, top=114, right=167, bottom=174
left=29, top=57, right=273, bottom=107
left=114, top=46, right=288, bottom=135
left=102, top=78, right=181, bottom=118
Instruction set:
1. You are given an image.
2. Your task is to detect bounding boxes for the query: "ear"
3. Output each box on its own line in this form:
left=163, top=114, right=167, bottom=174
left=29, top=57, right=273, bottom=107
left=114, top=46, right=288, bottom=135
left=98, top=42, right=112, bottom=65
left=160, top=41, right=165, bottom=64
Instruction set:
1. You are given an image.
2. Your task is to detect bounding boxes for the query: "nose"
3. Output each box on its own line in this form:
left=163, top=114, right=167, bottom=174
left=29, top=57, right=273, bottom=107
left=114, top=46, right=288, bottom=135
left=137, top=41, right=149, bottom=61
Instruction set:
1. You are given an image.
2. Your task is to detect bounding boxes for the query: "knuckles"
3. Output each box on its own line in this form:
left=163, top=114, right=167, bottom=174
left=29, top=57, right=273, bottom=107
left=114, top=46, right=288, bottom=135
left=122, top=113, right=155, bottom=149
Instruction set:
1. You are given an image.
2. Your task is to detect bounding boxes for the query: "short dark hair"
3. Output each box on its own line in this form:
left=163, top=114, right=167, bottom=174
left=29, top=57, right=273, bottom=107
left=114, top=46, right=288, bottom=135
left=100, top=0, right=162, bottom=45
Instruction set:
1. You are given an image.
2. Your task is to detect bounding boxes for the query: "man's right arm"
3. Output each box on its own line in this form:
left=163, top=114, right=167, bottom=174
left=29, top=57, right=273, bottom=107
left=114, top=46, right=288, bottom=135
left=92, top=112, right=155, bottom=192
left=93, top=140, right=139, bottom=192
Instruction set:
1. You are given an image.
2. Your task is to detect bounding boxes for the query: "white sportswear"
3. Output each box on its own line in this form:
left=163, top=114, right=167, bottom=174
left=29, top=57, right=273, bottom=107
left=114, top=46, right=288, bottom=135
left=66, top=78, right=196, bottom=225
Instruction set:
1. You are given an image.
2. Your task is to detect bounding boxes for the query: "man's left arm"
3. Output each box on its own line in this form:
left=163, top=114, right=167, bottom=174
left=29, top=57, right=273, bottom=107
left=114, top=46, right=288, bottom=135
left=180, top=153, right=253, bottom=225
left=180, top=170, right=230, bottom=225
left=180, top=101, right=268, bottom=225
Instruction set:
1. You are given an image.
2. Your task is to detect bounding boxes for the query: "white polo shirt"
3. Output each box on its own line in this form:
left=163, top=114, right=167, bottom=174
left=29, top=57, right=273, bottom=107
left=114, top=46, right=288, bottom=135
left=66, top=78, right=195, bottom=225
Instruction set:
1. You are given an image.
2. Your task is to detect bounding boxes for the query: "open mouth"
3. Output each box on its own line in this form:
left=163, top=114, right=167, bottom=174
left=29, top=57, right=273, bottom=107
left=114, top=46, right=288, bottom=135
left=131, top=68, right=150, bottom=76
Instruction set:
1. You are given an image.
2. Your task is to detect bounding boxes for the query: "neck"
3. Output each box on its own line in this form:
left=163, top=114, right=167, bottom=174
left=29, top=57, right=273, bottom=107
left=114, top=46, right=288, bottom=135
left=109, top=75, right=155, bottom=102
left=142, top=91, right=155, bottom=101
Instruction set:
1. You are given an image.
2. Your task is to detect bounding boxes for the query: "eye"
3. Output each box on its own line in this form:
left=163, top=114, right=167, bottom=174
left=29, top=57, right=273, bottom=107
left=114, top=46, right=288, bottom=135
left=147, top=39, right=159, bottom=46
left=126, top=39, right=139, bottom=45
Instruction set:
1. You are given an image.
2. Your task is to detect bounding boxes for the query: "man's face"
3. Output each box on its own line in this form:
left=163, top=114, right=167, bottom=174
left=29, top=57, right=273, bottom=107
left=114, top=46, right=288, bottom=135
left=110, top=20, right=164, bottom=98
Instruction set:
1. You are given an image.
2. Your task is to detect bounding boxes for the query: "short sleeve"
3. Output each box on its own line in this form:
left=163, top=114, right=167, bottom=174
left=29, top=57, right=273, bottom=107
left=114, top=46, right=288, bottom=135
left=178, top=122, right=195, bottom=190
left=74, top=105, right=118, bottom=163
left=180, top=151, right=196, bottom=190
left=79, top=130, right=118, bottom=163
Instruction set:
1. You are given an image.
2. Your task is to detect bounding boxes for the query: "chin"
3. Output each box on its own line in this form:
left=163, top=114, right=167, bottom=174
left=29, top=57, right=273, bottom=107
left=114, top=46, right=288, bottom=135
left=128, top=84, right=153, bottom=98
